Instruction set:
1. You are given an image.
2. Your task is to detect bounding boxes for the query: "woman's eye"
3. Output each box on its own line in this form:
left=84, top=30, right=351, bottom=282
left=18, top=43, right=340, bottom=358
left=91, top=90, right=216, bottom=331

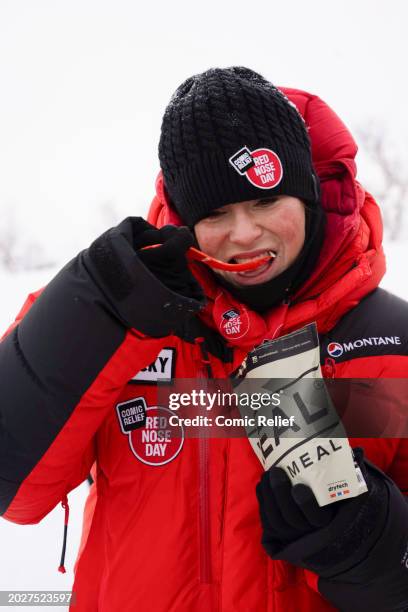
left=205, top=210, right=226, bottom=219
left=255, top=198, right=279, bottom=208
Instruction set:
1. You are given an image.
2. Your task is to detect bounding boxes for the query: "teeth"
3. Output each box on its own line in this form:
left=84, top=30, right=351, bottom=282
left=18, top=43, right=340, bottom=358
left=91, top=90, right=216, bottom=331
left=233, top=250, right=276, bottom=263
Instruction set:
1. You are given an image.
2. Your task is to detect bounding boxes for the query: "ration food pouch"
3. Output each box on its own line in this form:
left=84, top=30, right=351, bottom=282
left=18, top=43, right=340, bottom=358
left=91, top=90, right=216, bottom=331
left=233, top=323, right=367, bottom=506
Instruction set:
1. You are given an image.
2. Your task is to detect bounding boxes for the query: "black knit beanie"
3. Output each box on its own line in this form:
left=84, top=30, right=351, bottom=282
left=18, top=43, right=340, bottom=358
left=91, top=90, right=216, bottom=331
left=159, top=67, right=319, bottom=227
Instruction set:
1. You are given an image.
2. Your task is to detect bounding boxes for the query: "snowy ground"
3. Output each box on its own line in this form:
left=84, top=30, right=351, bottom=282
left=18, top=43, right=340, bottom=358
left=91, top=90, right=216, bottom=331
left=0, top=240, right=406, bottom=610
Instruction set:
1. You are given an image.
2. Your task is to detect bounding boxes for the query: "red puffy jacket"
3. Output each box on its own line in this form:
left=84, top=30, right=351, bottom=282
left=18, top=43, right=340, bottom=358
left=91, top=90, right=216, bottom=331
left=0, top=88, right=407, bottom=611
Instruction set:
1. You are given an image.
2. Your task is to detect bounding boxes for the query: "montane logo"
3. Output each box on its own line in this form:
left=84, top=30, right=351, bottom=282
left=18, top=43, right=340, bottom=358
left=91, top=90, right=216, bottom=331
left=327, top=336, right=401, bottom=358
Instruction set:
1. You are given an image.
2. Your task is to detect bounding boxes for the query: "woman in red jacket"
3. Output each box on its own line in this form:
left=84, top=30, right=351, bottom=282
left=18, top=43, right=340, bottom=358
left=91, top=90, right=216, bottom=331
left=1, top=67, right=407, bottom=611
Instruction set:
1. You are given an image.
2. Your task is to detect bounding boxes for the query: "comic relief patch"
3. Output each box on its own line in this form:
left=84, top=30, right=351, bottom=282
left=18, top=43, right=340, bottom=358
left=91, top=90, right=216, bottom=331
left=229, top=146, right=283, bottom=190
left=116, top=397, right=147, bottom=432
left=130, top=348, right=175, bottom=383
left=125, top=406, right=184, bottom=466
left=220, top=307, right=250, bottom=340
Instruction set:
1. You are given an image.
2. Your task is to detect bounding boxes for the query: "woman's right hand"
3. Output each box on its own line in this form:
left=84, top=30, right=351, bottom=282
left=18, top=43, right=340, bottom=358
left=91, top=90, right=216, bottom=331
left=85, top=217, right=206, bottom=337
left=131, top=218, right=204, bottom=302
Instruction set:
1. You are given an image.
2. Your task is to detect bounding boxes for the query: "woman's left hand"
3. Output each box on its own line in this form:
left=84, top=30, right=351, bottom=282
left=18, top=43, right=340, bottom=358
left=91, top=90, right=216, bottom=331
left=256, top=448, right=408, bottom=610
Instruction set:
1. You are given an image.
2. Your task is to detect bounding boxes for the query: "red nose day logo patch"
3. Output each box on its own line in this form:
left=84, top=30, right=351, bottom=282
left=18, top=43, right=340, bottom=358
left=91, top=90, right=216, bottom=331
left=229, top=146, right=283, bottom=190
left=220, top=308, right=250, bottom=340
left=120, top=405, right=184, bottom=466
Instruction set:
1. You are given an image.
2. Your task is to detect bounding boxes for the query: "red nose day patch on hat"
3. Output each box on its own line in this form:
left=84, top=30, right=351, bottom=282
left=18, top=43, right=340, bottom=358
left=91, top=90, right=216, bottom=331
left=229, top=146, right=283, bottom=190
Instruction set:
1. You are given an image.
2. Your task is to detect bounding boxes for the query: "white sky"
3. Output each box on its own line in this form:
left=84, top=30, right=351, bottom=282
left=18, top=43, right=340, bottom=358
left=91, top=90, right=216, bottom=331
left=0, top=0, right=408, bottom=260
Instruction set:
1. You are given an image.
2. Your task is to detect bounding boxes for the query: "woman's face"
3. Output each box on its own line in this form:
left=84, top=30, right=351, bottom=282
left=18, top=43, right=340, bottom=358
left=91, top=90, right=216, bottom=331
left=194, top=196, right=305, bottom=287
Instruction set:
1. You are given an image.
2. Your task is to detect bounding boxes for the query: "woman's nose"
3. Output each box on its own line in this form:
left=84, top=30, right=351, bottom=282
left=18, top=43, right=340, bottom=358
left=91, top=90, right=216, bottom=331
left=228, top=211, right=263, bottom=245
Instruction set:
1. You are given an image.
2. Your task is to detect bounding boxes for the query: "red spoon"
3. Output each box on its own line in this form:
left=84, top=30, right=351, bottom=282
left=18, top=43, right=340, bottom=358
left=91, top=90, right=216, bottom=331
left=141, top=244, right=275, bottom=272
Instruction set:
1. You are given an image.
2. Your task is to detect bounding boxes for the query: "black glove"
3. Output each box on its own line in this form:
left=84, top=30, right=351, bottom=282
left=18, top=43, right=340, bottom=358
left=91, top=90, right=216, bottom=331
left=84, top=217, right=206, bottom=337
left=257, top=448, right=408, bottom=610
left=256, top=465, right=337, bottom=551
left=132, top=220, right=203, bottom=302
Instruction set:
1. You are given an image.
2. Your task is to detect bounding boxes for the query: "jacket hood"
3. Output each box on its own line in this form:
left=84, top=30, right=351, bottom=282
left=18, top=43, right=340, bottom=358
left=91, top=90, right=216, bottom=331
left=147, top=87, right=385, bottom=348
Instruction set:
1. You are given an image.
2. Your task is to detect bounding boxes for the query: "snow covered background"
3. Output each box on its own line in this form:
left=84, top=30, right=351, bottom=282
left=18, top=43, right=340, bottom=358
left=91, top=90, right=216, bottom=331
left=0, top=0, right=407, bottom=609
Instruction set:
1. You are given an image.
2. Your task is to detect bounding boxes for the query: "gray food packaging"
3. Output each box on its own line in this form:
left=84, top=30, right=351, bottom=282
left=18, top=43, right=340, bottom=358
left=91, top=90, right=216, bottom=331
left=233, top=323, right=367, bottom=506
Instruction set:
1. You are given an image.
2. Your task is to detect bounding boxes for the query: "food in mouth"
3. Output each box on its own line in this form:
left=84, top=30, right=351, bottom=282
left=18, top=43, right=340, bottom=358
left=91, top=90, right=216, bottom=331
left=141, top=244, right=277, bottom=273
left=228, top=250, right=277, bottom=276
left=229, top=250, right=276, bottom=265
left=187, top=247, right=276, bottom=272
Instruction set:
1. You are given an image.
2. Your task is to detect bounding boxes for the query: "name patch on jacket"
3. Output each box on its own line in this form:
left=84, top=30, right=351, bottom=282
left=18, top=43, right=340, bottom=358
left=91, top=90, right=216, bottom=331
left=130, top=348, right=175, bottom=383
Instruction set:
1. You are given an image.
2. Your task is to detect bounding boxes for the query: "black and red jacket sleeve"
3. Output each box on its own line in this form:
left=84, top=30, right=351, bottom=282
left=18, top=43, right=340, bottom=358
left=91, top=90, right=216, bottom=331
left=0, top=222, right=204, bottom=524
